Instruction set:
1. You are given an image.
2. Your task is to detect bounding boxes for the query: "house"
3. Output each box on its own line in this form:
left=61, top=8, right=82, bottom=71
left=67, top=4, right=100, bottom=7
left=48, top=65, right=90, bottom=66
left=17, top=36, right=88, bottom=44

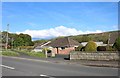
left=81, top=42, right=107, bottom=47
left=34, top=37, right=80, bottom=54
left=33, top=41, right=51, bottom=52
left=47, top=37, right=80, bottom=54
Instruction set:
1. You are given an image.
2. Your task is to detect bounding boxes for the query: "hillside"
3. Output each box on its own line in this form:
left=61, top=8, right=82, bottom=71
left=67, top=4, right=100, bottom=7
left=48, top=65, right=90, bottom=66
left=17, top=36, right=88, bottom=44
left=32, top=30, right=120, bottom=45
left=69, top=30, right=120, bottom=44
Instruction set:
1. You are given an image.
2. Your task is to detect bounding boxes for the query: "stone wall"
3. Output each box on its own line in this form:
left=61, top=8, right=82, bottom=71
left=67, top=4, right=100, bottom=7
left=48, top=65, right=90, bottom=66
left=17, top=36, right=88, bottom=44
left=70, top=51, right=119, bottom=61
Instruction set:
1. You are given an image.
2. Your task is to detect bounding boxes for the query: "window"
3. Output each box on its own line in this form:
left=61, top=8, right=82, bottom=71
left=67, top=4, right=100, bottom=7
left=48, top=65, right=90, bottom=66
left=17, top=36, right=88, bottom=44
left=61, top=47, right=65, bottom=50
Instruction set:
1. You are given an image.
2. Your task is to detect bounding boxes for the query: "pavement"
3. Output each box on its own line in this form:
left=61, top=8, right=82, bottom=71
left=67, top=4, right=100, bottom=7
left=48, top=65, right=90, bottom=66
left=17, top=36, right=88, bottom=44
left=1, top=56, right=118, bottom=76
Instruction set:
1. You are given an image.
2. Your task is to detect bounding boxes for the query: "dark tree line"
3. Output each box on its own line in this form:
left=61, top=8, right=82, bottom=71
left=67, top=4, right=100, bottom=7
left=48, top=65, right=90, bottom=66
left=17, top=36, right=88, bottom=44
left=2, top=31, right=34, bottom=48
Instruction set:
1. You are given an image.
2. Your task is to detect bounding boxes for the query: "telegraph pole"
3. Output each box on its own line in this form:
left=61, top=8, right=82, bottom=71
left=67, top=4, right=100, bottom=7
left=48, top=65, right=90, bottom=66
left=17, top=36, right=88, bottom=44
left=5, top=24, right=9, bottom=50
left=108, top=33, right=111, bottom=45
left=11, top=38, right=13, bottom=49
left=107, top=33, right=111, bottom=50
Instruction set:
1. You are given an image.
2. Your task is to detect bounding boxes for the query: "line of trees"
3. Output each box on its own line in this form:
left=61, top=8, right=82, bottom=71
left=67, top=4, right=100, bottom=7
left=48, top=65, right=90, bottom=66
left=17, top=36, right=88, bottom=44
left=2, top=31, right=34, bottom=49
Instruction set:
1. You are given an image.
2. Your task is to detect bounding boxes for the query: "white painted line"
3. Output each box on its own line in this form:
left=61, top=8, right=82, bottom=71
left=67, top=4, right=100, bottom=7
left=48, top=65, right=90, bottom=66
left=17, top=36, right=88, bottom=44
left=40, top=74, right=47, bottom=77
left=40, top=74, right=55, bottom=78
left=0, top=65, right=15, bottom=70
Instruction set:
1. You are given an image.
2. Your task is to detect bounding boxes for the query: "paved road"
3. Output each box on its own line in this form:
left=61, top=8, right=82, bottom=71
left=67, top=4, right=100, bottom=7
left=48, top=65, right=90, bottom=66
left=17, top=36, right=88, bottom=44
left=2, top=56, right=118, bottom=76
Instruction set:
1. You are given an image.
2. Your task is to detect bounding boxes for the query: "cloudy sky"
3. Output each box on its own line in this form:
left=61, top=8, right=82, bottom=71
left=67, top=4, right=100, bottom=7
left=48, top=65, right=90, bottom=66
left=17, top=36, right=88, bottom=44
left=2, top=2, right=118, bottom=40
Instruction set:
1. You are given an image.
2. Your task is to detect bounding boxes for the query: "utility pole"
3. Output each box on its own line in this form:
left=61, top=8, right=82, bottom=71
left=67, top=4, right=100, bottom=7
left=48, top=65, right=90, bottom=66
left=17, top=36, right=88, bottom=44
left=107, top=33, right=111, bottom=50
left=108, top=33, right=111, bottom=45
left=5, top=24, right=9, bottom=50
left=11, top=38, right=13, bottom=49
left=45, top=48, right=47, bottom=58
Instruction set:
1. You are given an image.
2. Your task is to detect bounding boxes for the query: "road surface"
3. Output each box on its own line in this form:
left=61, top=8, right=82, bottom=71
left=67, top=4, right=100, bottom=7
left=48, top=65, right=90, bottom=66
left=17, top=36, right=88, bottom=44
left=2, top=56, right=118, bottom=76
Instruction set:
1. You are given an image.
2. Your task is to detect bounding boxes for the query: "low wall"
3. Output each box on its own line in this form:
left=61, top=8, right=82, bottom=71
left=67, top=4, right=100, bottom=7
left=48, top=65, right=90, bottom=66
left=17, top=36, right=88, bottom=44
left=70, top=51, right=119, bottom=61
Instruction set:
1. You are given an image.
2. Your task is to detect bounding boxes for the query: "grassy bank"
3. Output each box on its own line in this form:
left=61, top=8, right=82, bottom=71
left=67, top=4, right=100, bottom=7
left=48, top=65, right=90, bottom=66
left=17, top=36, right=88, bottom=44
left=2, top=50, right=20, bottom=56
left=14, top=50, right=46, bottom=58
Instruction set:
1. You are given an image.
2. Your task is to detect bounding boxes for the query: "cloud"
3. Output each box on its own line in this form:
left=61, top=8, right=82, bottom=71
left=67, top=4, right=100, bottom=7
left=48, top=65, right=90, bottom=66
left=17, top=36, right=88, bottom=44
left=16, top=26, right=102, bottom=39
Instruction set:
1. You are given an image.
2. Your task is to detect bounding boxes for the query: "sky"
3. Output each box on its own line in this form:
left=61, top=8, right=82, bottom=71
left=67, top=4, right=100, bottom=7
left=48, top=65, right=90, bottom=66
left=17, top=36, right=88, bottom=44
left=2, top=2, right=118, bottom=40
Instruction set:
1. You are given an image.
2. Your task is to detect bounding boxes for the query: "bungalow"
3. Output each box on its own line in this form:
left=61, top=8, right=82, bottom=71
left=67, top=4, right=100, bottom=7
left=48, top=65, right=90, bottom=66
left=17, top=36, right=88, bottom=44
left=47, top=37, right=80, bottom=54
left=34, top=37, right=80, bottom=54
left=33, top=41, right=51, bottom=52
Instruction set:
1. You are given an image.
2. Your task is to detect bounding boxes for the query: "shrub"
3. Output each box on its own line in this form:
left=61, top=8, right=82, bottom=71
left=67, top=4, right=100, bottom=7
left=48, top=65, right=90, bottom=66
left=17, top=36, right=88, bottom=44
left=106, top=45, right=117, bottom=51
left=85, top=41, right=97, bottom=52
left=18, top=46, right=34, bottom=51
left=113, top=37, right=120, bottom=51
left=75, top=45, right=83, bottom=51
left=97, top=46, right=106, bottom=51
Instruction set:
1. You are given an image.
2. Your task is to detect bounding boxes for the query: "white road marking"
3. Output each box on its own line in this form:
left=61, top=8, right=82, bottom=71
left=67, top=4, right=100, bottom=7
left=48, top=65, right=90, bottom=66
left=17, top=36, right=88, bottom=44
left=0, top=65, right=15, bottom=70
left=40, top=74, right=47, bottom=77
left=40, top=74, right=55, bottom=78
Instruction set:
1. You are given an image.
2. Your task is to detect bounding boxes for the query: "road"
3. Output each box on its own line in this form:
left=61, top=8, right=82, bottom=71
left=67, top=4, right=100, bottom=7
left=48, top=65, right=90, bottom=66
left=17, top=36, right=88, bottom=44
left=2, top=56, right=118, bottom=76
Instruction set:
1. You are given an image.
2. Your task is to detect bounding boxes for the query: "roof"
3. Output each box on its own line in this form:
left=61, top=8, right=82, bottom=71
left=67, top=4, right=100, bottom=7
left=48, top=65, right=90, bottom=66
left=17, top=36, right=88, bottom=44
left=47, top=37, right=80, bottom=47
left=34, top=41, right=51, bottom=49
left=81, top=42, right=104, bottom=46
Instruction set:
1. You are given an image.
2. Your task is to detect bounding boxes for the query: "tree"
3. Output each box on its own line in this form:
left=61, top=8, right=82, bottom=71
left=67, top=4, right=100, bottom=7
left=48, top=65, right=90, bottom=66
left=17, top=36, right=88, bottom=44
left=85, top=41, right=97, bottom=52
left=75, top=45, right=84, bottom=51
left=13, top=37, right=24, bottom=47
left=82, top=35, right=92, bottom=42
left=113, top=37, right=120, bottom=51
left=33, top=39, right=47, bottom=45
left=19, top=33, right=33, bottom=45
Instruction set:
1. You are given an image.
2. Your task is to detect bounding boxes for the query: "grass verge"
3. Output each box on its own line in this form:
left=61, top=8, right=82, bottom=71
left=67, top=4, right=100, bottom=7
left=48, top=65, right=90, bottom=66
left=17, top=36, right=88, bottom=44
left=14, top=50, right=46, bottom=58
left=2, top=50, right=20, bottom=56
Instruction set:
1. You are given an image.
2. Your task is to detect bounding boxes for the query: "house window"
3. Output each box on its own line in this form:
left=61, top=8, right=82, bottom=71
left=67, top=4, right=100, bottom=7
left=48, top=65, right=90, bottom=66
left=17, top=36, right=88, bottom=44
left=61, top=47, right=65, bottom=50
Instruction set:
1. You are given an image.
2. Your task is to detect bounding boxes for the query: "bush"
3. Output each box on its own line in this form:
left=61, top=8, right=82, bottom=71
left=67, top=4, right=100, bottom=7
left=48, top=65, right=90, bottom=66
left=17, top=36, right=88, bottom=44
left=97, top=46, right=106, bottom=51
left=75, top=45, right=83, bottom=51
left=106, top=45, right=116, bottom=51
left=113, top=37, right=120, bottom=51
left=18, top=46, right=34, bottom=51
left=85, top=41, right=97, bottom=52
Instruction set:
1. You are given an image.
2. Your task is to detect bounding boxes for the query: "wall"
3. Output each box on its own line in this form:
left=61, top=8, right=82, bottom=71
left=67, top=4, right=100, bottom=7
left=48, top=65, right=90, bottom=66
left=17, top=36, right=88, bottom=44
left=52, top=47, right=75, bottom=54
left=70, top=51, right=119, bottom=61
